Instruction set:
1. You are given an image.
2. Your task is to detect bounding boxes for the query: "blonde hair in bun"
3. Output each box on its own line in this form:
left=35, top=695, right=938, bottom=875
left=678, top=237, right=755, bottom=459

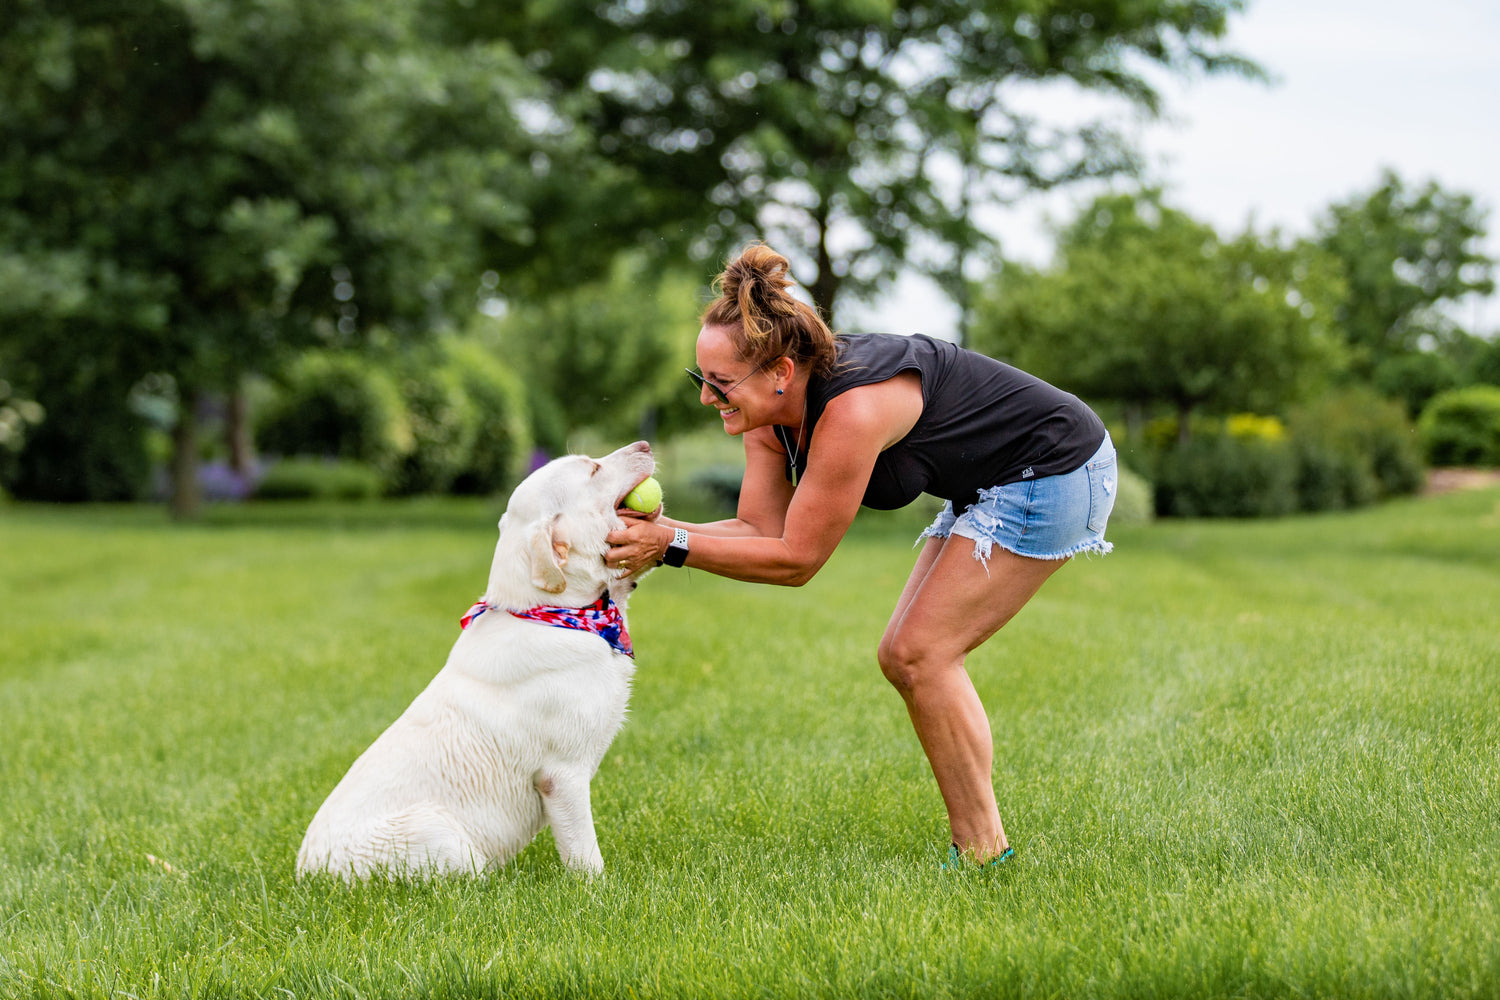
left=701, top=243, right=838, bottom=377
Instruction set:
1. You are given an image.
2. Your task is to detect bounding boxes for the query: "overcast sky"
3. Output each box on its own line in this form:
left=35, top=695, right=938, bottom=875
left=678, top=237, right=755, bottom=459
left=844, top=0, right=1500, bottom=339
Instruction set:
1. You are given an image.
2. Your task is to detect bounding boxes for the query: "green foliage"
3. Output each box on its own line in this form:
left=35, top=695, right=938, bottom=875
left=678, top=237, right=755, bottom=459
left=390, top=358, right=479, bottom=497
left=1287, top=388, right=1426, bottom=510
left=2, top=365, right=151, bottom=502
left=255, top=352, right=412, bottom=481
left=495, top=256, right=700, bottom=451
left=1419, top=385, right=1500, bottom=467
left=1315, top=170, right=1495, bottom=377
left=0, top=0, right=562, bottom=515
left=479, top=0, right=1259, bottom=317
left=252, top=458, right=383, bottom=501
left=1110, top=461, right=1155, bottom=525
left=444, top=338, right=532, bottom=496
left=254, top=340, right=531, bottom=497
left=1153, top=432, right=1299, bottom=519
left=3, top=494, right=1499, bottom=997
left=1374, top=350, right=1463, bottom=418
left=971, top=192, right=1344, bottom=433
left=1141, top=395, right=1423, bottom=518
left=1469, top=336, right=1500, bottom=386
left=0, top=376, right=44, bottom=488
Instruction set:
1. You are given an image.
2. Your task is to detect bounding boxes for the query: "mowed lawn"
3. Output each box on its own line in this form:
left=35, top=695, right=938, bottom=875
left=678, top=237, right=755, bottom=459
left=1, top=487, right=1497, bottom=999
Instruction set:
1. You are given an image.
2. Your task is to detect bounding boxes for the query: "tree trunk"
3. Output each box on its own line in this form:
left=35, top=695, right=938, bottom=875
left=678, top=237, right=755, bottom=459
left=226, top=379, right=254, bottom=479
left=170, top=388, right=202, bottom=520
left=809, top=202, right=840, bottom=322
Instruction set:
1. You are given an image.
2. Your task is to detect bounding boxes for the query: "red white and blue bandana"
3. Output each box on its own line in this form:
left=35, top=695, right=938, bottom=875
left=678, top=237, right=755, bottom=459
left=459, top=593, right=633, bottom=658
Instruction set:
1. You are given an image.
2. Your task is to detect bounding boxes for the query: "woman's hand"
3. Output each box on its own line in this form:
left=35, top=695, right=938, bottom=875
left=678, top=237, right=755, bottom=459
left=615, top=504, right=661, bottom=524
left=606, top=516, right=669, bottom=573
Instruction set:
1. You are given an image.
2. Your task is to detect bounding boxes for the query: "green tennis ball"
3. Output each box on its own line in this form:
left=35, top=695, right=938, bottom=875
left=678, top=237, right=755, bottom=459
left=622, top=476, right=663, bottom=512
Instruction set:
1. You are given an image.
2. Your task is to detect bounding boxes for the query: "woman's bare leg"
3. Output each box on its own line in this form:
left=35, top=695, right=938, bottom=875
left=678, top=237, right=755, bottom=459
left=879, top=538, right=1067, bottom=861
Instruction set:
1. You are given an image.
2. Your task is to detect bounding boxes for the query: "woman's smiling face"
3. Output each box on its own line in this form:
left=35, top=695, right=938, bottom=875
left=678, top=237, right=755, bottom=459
left=694, top=324, right=775, bottom=435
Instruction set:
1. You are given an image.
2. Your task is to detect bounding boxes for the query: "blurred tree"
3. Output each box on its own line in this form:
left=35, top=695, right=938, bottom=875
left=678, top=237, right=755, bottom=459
left=462, top=0, right=1259, bottom=321
left=0, top=0, right=569, bottom=514
left=969, top=191, right=1344, bottom=440
left=492, top=254, right=702, bottom=451
left=1469, top=334, right=1500, bottom=387
left=1315, top=169, right=1495, bottom=379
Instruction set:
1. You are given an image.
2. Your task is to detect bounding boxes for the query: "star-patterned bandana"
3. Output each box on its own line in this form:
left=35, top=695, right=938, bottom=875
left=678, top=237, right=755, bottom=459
left=459, top=593, right=633, bottom=658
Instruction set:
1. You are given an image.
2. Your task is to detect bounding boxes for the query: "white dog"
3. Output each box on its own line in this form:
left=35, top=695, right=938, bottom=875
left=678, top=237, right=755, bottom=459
left=296, top=440, right=657, bottom=879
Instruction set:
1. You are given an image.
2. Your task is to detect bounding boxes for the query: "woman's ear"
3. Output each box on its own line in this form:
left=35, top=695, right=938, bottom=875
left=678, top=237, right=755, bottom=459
left=775, top=356, right=795, bottom=392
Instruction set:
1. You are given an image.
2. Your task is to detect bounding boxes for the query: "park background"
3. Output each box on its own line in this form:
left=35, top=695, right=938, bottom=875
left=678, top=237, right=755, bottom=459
left=2, top=1, right=1498, bottom=997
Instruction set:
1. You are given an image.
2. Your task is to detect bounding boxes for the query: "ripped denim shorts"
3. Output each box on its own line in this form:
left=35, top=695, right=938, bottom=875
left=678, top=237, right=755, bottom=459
left=919, top=434, right=1117, bottom=565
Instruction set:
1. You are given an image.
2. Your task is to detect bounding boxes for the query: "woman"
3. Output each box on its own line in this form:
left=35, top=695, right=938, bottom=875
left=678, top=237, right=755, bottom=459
left=605, top=244, right=1116, bottom=867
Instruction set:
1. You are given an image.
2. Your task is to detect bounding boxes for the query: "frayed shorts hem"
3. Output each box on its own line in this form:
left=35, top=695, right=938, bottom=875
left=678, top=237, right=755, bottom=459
left=916, top=435, right=1118, bottom=570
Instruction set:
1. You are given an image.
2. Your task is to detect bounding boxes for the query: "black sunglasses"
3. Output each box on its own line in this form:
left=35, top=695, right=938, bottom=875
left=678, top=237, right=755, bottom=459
left=684, top=358, right=774, bottom=405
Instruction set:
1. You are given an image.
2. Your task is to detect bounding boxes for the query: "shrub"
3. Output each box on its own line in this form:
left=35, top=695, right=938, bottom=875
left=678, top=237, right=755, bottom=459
left=1286, top=388, right=1424, bottom=510
left=255, top=352, right=411, bottom=481
left=390, top=358, right=478, bottom=496
left=1154, top=433, right=1298, bottom=518
left=1419, top=385, right=1500, bottom=466
left=443, top=339, right=531, bottom=496
left=252, top=458, right=382, bottom=500
left=1374, top=351, right=1460, bottom=419
left=1110, top=461, right=1155, bottom=525
left=1290, top=440, right=1378, bottom=512
left=8, top=376, right=150, bottom=501
left=1469, top=339, right=1500, bottom=387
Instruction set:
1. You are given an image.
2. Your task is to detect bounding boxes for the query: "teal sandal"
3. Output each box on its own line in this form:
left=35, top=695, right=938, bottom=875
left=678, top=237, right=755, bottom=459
left=942, top=842, right=1015, bottom=870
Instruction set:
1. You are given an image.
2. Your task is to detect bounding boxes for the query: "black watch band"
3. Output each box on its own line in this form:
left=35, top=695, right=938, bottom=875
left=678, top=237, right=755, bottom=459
left=662, top=527, right=689, bottom=567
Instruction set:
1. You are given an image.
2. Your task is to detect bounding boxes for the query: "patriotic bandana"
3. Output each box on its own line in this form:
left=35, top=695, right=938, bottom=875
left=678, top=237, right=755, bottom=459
left=459, top=593, right=633, bottom=658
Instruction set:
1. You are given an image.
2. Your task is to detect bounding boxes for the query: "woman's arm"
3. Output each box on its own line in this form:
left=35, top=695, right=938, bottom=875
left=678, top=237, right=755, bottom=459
left=609, top=374, right=922, bottom=585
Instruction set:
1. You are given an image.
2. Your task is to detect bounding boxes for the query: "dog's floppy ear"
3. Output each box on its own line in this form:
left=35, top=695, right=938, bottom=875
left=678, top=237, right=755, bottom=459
left=526, top=513, right=570, bottom=594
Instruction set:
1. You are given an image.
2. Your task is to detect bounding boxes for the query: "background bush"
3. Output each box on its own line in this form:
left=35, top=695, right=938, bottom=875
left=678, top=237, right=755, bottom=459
left=251, top=458, right=383, bottom=500
left=6, top=371, right=151, bottom=502
left=390, top=356, right=478, bottom=496
left=255, top=352, right=412, bottom=483
left=1110, top=461, right=1155, bottom=525
left=1419, top=384, right=1500, bottom=466
left=442, top=338, right=532, bottom=496
left=1287, top=388, right=1425, bottom=510
left=254, top=341, right=532, bottom=497
left=1154, top=432, right=1299, bottom=518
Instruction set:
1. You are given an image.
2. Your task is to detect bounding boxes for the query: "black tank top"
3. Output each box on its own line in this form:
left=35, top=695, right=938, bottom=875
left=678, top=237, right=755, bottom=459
left=777, top=334, right=1107, bottom=510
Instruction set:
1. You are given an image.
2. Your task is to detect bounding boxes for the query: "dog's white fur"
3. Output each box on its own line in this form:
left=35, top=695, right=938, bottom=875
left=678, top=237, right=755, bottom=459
left=296, top=441, right=656, bottom=879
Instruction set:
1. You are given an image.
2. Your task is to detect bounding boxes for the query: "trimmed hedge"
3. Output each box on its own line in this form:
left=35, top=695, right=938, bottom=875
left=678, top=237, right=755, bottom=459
left=1419, top=385, right=1500, bottom=466
left=391, top=361, right=478, bottom=496
left=252, top=458, right=383, bottom=500
left=255, top=352, right=412, bottom=481
left=446, top=339, right=531, bottom=495
left=255, top=339, right=531, bottom=497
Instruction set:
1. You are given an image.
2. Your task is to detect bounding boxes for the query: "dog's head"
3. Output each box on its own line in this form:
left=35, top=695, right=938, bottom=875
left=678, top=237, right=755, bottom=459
left=487, top=440, right=656, bottom=608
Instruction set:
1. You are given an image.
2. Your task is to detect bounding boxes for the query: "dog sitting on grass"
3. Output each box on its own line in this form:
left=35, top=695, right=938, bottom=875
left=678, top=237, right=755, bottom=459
left=296, top=441, right=657, bottom=879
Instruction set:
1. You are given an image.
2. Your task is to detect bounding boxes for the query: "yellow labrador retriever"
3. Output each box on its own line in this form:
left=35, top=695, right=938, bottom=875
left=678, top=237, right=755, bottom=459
left=297, top=441, right=657, bottom=878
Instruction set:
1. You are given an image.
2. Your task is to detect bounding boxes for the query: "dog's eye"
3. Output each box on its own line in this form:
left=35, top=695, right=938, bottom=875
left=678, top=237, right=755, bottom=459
left=588, top=462, right=601, bottom=477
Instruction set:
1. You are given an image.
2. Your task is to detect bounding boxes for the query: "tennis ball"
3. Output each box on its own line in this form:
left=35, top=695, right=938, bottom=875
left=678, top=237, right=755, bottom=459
left=622, top=476, right=663, bottom=512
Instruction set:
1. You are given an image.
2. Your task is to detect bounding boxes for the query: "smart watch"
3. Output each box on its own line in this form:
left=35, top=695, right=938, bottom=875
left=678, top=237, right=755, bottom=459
left=662, top=527, right=690, bottom=568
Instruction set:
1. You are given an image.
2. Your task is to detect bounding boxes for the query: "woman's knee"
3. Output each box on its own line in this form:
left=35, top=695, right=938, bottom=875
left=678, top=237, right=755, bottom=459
left=878, top=630, right=943, bottom=696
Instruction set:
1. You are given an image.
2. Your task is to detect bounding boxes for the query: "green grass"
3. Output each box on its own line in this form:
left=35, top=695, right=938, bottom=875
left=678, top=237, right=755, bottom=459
left=2, top=488, right=1498, bottom=999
